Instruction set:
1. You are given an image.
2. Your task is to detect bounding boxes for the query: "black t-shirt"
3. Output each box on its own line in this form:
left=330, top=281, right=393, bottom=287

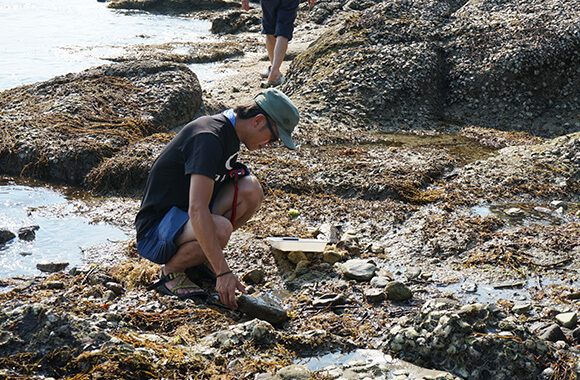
left=135, top=113, right=243, bottom=240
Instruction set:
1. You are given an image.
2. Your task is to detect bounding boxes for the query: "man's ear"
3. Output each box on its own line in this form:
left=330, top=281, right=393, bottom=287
left=253, top=114, right=265, bottom=129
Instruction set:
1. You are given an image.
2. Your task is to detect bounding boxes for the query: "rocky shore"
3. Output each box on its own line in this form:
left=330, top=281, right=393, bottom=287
left=1, top=0, right=579, bottom=379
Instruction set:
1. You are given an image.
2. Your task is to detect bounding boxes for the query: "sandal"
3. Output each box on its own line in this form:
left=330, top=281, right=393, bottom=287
left=185, top=264, right=216, bottom=286
left=147, top=270, right=207, bottom=299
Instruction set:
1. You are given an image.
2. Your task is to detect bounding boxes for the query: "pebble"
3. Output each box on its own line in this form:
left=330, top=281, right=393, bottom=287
left=385, top=281, right=412, bottom=301
left=340, top=259, right=377, bottom=281
left=323, top=250, right=343, bottom=264
left=36, top=262, right=69, bottom=273
left=505, top=207, right=525, bottom=216
left=364, top=288, right=386, bottom=303
left=556, top=312, right=578, bottom=329
left=242, top=268, right=266, bottom=284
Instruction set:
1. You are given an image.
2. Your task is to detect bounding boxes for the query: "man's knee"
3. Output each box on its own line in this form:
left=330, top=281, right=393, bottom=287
left=240, top=175, right=264, bottom=209
left=214, top=215, right=234, bottom=248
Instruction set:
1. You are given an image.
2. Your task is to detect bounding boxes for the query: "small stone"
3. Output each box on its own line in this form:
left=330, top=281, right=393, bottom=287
left=312, top=293, right=346, bottom=308
left=340, top=259, right=376, bottom=281
left=288, top=251, right=308, bottom=264
left=539, top=324, right=566, bottom=342
left=534, top=206, right=552, bottom=214
left=462, top=282, right=478, bottom=292
left=512, top=302, right=532, bottom=315
left=242, top=268, right=266, bottom=284
left=370, top=276, right=390, bottom=288
left=364, top=288, right=386, bottom=303
left=45, top=281, right=65, bottom=290
left=237, top=294, right=288, bottom=325
left=550, top=200, right=567, bottom=209
left=556, top=312, right=577, bottom=329
left=406, top=267, right=422, bottom=280
left=0, top=228, right=16, bottom=245
left=105, top=282, right=125, bottom=296
left=385, top=281, right=412, bottom=301
left=276, top=364, right=312, bottom=380
left=36, top=262, right=69, bottom=273
left=18, top=225, right=39, bottom=241
left=505, top=207, right=525, bottom=216
left=323, top=250, right=342, bottom=264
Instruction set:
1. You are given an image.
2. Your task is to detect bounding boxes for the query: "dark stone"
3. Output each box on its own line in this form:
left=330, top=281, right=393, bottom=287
left=18, top=225, right=40, bottom=242
left=0, top=228, right=16, bottom=245
left=539, top=324, right=566, bottom=342
left=237, top=294, right=288, bottom=325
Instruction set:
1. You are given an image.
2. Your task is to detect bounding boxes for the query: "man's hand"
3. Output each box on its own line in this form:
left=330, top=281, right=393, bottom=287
left=216, top=272, right=246, bottom=309
left=241, top=0, right=250, bottom=11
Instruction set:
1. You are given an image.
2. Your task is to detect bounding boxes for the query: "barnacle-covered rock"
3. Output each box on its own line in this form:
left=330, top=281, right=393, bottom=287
left=381, top=299, right=553, bottom=379
left=284, top=0, right=580, bottom=138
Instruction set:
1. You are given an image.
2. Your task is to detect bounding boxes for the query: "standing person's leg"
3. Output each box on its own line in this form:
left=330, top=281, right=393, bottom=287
left=260, top=0, right=280, bottom=79
left=267, top=36, right=288, bottom=84
left=266, top=0, right=299, bottom=85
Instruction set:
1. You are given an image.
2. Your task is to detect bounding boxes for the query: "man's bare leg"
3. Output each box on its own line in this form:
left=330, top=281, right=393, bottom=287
left=266, top=35, right=289, bottom=83
left=163, top=175, right=263, bottom=294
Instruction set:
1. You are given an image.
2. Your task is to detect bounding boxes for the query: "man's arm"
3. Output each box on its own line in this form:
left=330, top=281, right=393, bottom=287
left=241, top=0, right=249, bottom=11
left=188, top=174, right=244, bottom=309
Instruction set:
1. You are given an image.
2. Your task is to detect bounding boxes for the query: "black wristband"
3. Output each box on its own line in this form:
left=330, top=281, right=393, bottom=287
left=216, top=270, right=233, bottom=278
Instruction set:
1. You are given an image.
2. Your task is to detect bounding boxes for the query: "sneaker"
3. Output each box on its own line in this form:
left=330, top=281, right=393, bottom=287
left=260, top=66, right=271, bottom=79
left=267, top=74, right=284, bottom=87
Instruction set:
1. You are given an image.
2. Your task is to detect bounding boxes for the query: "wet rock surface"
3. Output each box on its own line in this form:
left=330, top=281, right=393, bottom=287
left=1, top=0, right=580, bottom=379
left=0, top=60, right=201, bottom=187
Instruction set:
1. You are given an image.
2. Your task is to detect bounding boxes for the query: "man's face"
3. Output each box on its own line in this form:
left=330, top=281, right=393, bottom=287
left=247, top=114, right=279, bottom=150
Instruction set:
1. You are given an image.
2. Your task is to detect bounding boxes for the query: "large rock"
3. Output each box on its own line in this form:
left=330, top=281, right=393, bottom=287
left=0, top=61, right=201, bottom=187
left=284, top=0, right=580, bottom=138
left=107, top=0, right=240, bottom=13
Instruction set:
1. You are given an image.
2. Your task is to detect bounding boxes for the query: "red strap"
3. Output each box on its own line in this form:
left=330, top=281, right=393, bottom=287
left=231, top=178, right=239, bottom=225
left=229, top=169, right=246, bottom=225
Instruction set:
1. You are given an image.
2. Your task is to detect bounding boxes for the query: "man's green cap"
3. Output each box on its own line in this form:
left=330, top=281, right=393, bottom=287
left=254, top=88, right=300, bottom=150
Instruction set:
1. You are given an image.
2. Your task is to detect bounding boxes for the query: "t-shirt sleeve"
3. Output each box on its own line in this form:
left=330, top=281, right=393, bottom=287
left=183, top=133, right=223, bottom=178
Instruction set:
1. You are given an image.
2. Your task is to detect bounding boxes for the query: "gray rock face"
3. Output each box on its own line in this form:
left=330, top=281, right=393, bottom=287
left=382, top=299, right=550, bottom=379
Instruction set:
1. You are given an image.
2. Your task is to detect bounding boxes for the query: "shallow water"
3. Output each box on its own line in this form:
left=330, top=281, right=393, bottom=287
left=0, top=0, right=212, bottom=91
left=0, top=178, right=127, bottom=279
left=472, top=203, right=575, bottom=227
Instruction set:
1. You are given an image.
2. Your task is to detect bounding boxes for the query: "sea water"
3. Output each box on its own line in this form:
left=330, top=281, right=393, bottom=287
left=0, top=0, right=213, bottom=91
left=0, top=180, right=128, bottom=279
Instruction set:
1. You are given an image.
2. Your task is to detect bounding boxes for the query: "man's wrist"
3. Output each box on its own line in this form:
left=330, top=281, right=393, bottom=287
left=216, top=270, right=233, bottom=277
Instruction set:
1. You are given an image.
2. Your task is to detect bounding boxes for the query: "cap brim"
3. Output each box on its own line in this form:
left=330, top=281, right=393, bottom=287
left=278, top=127, right=296, bottom=150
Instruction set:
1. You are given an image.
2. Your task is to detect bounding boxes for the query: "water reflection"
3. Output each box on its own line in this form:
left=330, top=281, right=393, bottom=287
left=472, top=203, right=577, bottom=227
left=0, top=180, right=127, bottom=279
left=0, top=0, right=212, bottom=91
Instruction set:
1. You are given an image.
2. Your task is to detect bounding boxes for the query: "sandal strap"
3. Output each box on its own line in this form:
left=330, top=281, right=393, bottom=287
left=146, top=271, right=186, bottom=291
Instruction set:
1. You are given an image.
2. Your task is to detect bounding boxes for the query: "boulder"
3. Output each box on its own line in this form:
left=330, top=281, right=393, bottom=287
left=284, top=0, right=580, bottom=138
left=0, top=61, right=201, bottom=188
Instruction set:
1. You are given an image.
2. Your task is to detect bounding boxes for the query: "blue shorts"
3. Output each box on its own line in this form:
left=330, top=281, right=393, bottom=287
left=260, top=0, right=300, bottom=40
left=137, top=206, right=190, bottom=264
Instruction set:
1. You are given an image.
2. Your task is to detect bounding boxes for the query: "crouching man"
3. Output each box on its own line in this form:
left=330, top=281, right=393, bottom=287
left=135, top=88, right=299, bottom=310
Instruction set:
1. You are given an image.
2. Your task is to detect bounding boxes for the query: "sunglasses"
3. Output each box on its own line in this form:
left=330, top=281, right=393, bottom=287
left=264, top=114, right=279, bottom=143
